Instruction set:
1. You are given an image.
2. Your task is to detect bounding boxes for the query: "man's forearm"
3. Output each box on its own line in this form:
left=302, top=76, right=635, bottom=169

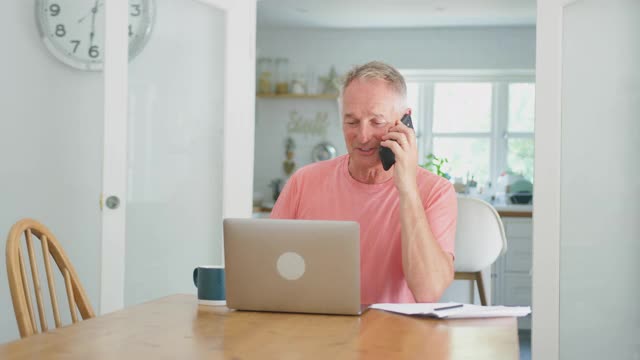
left=399, top=188, right=454, bottom=302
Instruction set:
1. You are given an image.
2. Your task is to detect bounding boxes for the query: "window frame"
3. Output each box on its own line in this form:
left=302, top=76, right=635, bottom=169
left=401, top=69, right=535, bottom=187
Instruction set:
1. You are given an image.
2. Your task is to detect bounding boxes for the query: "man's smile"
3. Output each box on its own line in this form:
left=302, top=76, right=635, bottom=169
left=354, top=146, right=378, bottom=156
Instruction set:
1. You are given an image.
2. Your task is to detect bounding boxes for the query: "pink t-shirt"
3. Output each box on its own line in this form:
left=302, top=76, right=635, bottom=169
left=270, top=154, right=457, bottom=304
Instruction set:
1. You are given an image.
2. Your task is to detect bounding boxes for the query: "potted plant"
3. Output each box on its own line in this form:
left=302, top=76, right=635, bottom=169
left=420, top=153, right=451, bottom=180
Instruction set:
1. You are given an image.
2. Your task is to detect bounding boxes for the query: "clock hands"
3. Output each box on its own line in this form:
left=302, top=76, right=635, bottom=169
left=89, top=0, right=100, bottom=48
left=77, top=2, right=103, bottom=24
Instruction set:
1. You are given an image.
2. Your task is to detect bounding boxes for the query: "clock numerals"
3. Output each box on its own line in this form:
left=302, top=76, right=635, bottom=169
left=38, top=0, right=154, bottom=70
left=130, top=4, right=141, bottom=16
left=55, top=24, right=66, bottom=37
left=70, top=40, right=81, bottom=53
left=89, top=45, right=100, bottom=59
left=49, top=3, right=61, bottom=16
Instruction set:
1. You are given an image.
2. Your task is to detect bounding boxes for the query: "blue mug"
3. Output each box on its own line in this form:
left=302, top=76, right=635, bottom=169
left=193, top=265, right=226, bottom=306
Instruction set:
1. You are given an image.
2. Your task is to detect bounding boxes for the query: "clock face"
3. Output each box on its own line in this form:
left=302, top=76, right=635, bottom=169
left=36, top=0, right=155, bottom=71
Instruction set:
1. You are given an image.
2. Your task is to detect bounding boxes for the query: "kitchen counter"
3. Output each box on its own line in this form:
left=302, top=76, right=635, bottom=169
left=492, top=204, right=533, bottom=218
left=458, top=194, right=533, bottom=218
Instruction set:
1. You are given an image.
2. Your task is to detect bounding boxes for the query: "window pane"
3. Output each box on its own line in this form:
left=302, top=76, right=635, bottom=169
left=433, top=83, right=492, bottom=133
left=508, top=83, right=535, bottom=132
left=507, top=138, right=534, bottom=182
left=432, top=137, right=490, bottom=184
left=406, top=82, right=420, bottom=135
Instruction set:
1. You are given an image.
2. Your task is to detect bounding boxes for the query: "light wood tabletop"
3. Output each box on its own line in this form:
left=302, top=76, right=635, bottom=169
left=0, top=294, right=520, bottom=359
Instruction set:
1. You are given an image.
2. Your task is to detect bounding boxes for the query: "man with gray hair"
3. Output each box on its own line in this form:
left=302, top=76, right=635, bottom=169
left=271, top=61, right=457, bottom=303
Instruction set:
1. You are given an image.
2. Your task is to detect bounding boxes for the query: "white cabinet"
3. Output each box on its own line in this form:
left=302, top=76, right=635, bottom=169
left=492, top=217, right=532, bottom=329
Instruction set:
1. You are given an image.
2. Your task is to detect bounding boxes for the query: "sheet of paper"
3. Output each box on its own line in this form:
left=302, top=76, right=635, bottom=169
left=371, top=302, right=531, bottom=319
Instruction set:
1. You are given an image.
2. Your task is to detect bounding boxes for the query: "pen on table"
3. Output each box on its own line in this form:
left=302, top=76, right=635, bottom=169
left=434, top=304, right=464, bottom=311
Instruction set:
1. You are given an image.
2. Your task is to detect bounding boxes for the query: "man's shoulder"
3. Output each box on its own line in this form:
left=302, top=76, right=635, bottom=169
left=416, top=167, right=455, bottom=194
left=417, top=166, right=448, bottom=184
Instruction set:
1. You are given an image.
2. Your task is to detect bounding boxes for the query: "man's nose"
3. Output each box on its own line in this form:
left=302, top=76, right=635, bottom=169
left=356, top=124, right=374, bottom=143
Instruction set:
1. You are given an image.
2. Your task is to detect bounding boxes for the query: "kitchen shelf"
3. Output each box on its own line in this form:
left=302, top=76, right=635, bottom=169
left=256, top=93, right=338, bottom=100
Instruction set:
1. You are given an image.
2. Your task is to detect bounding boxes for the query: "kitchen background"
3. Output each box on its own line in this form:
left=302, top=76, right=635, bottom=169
left=253, top=26, right=535, bottom=205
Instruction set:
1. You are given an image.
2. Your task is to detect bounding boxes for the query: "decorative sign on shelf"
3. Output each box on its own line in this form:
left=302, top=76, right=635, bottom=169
left=287, top=111, right=329, bottom=137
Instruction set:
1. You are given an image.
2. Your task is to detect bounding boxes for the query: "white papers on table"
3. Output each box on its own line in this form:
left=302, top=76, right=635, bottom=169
left=370, top=302, right=531, bottom=319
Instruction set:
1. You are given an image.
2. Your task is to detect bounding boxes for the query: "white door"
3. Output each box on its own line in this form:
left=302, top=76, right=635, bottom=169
left=533, top=0, right=640, bottom=359
left=101, top=0, right=256, bottom=312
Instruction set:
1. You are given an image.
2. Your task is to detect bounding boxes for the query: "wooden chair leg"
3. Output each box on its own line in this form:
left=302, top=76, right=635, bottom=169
left=475, top=271, right=488, bottom=306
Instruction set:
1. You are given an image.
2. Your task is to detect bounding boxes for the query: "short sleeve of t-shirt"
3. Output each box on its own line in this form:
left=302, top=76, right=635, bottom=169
left=419, top=173, right=457, bottom=258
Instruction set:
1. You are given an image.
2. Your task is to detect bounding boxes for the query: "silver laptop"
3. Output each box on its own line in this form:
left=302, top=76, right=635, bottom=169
left=223, top=218, right=364, bottom=315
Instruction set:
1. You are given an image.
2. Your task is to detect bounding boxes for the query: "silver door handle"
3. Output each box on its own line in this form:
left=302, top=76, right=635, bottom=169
left=105, top=195, right=120, bottom=210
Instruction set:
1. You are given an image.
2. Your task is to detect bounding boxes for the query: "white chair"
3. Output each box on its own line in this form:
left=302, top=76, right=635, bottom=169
left=453, top=197, right=507, bottom=306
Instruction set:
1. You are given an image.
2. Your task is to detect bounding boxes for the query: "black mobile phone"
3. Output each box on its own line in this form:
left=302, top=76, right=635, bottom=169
left=379, top=113, right=414, bottom=171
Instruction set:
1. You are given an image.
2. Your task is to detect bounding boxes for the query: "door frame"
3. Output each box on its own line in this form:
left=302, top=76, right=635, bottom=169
left=97, top=0, right=572, bottom=355
left=100, top=0, right=256, bottom=314
left=532, top=0, right=579, bottom=358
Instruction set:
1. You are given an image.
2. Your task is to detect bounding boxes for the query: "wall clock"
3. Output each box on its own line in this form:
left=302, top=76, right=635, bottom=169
left=36, top=0, right=155, bottom=71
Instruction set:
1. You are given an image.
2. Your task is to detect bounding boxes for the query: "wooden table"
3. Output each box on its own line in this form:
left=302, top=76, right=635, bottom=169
left=0, top=294, right=520, bottom=359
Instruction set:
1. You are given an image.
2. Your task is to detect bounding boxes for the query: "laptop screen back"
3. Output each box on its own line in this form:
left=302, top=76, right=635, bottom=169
left=223, top=218, right=361, bottom=315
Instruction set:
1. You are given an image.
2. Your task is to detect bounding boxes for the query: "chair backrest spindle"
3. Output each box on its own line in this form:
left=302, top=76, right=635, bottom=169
left=17, top=251, right=37, bottom=331
left=40, top=234, right=62, bottom=327
left=25, top=229, right=48, bottom=332
left=63, top=268, right=78, bottom=323
left=6, top=219, right=95, bottom=338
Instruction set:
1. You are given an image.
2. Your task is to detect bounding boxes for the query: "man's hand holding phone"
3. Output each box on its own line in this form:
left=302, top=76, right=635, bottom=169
left=380, top=112, right=419, bottom=195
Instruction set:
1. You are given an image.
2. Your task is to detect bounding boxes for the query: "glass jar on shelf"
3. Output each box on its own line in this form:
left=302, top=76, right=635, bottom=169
left=274, top=58, right=289, bottom=94
left=290, top=72, right=307, bottom=95
left=257, top=57, right=273, bottom=94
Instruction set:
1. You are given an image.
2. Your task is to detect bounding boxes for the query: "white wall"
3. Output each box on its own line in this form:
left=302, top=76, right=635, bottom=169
left=0, top=1, right=104, bottom=344
left=559, top=1, right=640, bottom=358
left=257, top=26, right=536, bottom=71
left=254, top=26, right=536, bottom=201
left=534, top=0, right=640, bottom=358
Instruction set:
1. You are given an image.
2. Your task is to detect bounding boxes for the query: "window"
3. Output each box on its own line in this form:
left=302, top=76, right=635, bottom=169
left=403, top=71, right=535, bottom=189
left=506, top=83, right=535, bottom=181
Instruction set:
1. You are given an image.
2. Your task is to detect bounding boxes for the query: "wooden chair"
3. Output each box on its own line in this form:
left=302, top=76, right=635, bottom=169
left=5, top=218, right=95, bottom=338
left=453, top=197, right=507, bottom=306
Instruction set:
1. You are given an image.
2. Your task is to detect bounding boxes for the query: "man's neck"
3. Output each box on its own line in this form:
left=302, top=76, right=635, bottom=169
left=347, top=158, right=393, bottom=184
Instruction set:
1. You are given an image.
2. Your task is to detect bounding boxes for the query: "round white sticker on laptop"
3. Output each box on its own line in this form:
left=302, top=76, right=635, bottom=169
left=276, top=252, right=306, bottom=280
